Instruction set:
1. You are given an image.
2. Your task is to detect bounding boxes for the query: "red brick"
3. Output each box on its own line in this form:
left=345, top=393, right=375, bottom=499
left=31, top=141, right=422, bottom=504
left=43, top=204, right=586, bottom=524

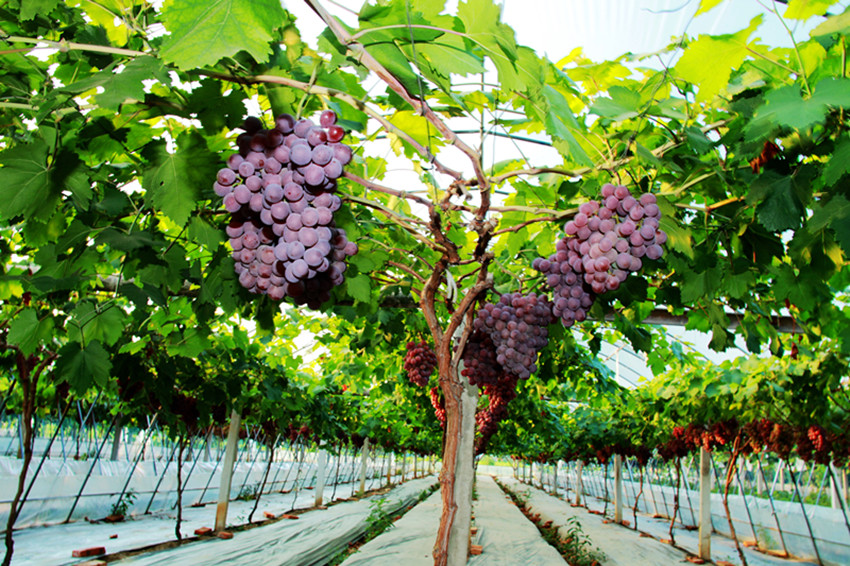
left=469, top=544, right=483, bottom=556
left=263, top=511, right=276, bottom=519
left=194, top=527, right=213, bottom=536
left=109, top=534, right=118, bottom=539
left=280, top=514, right=299, bottom=520
left=217, top=531, right=234, bottom=540
left=71, top=547, right=106, bottom=558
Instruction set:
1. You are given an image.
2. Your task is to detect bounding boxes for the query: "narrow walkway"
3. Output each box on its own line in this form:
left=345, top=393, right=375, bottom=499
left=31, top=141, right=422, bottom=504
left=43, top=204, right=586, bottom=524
left=504, top=476, right=818, bottom=566
left=469, top=475, right=566, bottom=565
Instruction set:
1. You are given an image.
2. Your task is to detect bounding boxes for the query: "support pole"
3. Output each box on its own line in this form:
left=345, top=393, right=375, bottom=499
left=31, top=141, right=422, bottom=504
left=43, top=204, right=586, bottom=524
left=614, top=454, right=623, bottom=523
left=358, top=438, right=370, bottom=496
left=314, top=445, right=328, bottom=507
left=575, top=461, right=584, bottom=506
left=698, top=447, right=712, bottom=561
left=214, top=410, right=241, bottom=532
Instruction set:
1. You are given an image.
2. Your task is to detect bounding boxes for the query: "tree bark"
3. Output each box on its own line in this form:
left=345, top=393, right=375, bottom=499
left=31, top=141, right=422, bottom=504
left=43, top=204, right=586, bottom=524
left=3, top=352, right=52, bottom=566
left=175, top=435, right=186, bottom=541
left=722, top=438, right=747, bottom=566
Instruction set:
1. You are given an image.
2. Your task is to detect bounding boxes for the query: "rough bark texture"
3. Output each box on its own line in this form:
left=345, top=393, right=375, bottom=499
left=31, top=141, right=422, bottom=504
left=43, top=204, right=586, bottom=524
left=668, top=459, right=681, bottom=544
left=175, top=435, right=186, bottom=541
left=633, top=466, right=644, bottom=530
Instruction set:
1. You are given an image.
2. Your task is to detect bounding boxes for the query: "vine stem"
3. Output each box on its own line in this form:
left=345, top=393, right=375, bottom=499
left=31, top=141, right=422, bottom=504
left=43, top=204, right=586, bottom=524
left=302, top=0, right=491, bottom=220
left=0, top=34, right=147, bottom=58
left=196, top=70, right=462, bottom=180
left=769, top=0, right=813, bottom=96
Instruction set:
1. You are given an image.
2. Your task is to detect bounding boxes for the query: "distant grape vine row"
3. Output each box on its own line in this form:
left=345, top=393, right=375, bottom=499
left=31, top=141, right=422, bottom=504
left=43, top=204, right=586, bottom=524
left=214, top=111, right=357, bottom=308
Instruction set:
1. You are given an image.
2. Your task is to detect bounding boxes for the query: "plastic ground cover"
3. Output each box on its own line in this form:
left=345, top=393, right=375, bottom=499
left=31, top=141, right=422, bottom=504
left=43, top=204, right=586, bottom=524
left=503, top=476, right=819, bottom=566
left=112, top=476, right=437, bottom=566
left=8, top=476, right=421, bottom=566
left=341, top=488, right=443, bottom=565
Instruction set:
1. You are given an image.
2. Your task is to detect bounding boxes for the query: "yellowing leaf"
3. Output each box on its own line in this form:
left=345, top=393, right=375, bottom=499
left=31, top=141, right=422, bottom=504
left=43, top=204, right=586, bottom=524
left=694, top=0, right=725, bottom=16
left=784, top=0, right=835, bottom=20
left=675, top=16, right=762, bottom=103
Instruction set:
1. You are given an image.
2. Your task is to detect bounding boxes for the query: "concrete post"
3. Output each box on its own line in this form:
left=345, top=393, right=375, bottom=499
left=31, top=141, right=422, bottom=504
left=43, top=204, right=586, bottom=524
left=215, top=409, right=241, bottom=532
left=698, top=447, right=712, bottom=560
left=314, top=446, right=328, bottom=507
left=358, top=438, right=370, bottom=496
left=614, top=454, right=623, bottom=523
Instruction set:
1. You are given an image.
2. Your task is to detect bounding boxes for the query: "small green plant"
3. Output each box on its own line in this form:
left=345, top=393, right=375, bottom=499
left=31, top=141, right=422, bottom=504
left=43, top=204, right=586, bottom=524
left=557, top=517, right=605, bottom=566
left=236, top=483, right=259, bottom=501
left=111, top=489, right=137, bottom=517
left=366, top=497, right=395, bottom=533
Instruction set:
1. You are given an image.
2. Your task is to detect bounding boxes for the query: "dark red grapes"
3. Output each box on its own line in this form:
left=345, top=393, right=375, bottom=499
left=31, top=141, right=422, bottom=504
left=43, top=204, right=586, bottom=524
left=404, top=340, right=438, bottom=387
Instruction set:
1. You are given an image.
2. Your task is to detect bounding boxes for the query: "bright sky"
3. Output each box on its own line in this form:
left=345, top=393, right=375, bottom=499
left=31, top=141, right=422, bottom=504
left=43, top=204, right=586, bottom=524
left=283, top=0, right=834, bottom=384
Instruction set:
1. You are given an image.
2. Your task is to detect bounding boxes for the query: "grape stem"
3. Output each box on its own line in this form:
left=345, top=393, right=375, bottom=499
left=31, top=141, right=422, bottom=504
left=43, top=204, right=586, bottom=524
left=339, top=193, right=446, bottom=253
left=0, top=34, right=148, bottom=57
left=343, top=171, right=434, bottom=209
left=387, top=260, right=426, bottom=283
left=195, top=70, right=462, bottom=180
left=303, top=0, right=491, bottom=221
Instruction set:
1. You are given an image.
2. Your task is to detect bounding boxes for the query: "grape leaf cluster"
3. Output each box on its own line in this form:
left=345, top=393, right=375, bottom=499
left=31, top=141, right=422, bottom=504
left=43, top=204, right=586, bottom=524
left=214, top=111, right=357, bottom=308
left=533, top=184, right=667, bottom=327
left=404, top=340, right=438, bottom=387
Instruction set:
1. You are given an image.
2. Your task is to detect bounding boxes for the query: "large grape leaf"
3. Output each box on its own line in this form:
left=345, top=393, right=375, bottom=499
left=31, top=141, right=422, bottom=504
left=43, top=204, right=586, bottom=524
left=0, top=140, right=61, bottom=222
left=66, top=301, right=127, bottom=347
left=748, top=174, right=804, bottom=231
left=55, top=340, right=112, bottom=392
left=675, top=16, right=761, bottom=103
left=142, top=132, right=218, bottom=226
left=7, top=309, right=55, bottom=355
left=159, top=0, right=285, bottom=70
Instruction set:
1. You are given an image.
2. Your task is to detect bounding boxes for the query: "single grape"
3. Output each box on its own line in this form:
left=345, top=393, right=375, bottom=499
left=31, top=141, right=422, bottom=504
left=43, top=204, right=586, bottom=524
left=319, top=110, right=337, bottom=128
left=217, top=168, right=237, bottom=186
left=275, top=114, right=295, bottom=134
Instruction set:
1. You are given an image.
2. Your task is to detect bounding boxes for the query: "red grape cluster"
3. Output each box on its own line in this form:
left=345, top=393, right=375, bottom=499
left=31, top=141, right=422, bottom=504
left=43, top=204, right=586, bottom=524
left=533, top=184, right=667, bottom=327
left=429, top=387, right=446, bottom=428
left=461, top=331, right=501, bottom=387
left=472, top=292, right=554, bottom=379
left=475, top=373, right=519, bottom=454
left=214, top=111, right=358, bottom=308
left=404, top=340, right=438, bottom=387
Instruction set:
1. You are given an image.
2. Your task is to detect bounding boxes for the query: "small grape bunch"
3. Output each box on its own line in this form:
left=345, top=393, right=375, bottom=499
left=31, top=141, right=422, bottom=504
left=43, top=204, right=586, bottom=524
left=404, top=340, right=438, bottom=387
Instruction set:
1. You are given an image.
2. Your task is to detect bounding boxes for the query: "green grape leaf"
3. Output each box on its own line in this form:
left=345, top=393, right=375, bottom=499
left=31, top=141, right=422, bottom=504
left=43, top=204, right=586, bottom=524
left=94, top=56, right=168, bottom=110
left=20, top=0, right=60, bottom=21
left=188, top=216, right=225, bottom=250
left=784, top=0, right=834, bottom=20
left=749, top=174, right=804, bottom=231
left=66, top=302, right=127, bottom=347
left=346, top=273, right=372, bottom=304
left=590, top=86, right=641, bottom=121
left=55, top=340, right=112, bottom=392
left=0, top=140, right=61, bottom=222
left=159, top=0, right=285, bottom=70
left=142, top=132, right=218, bottom=226
left=7, top=309, right=55, bottom=355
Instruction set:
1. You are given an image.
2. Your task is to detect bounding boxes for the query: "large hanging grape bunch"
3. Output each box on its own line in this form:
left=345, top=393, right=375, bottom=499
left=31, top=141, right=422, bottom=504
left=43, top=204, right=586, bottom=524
left=404, top=340, right=438, bottom=387
left=214, top=111, right=358, bottom=308
left=533, top=183, right=667, bottom=327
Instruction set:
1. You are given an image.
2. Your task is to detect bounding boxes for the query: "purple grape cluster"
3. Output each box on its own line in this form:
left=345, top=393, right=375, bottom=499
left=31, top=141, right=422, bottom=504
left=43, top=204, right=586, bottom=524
left=214, top=111, right=358, bottom=308
left=472, top=292, right=554, bottom=379
left=533, top=183, right=667, bottom=327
